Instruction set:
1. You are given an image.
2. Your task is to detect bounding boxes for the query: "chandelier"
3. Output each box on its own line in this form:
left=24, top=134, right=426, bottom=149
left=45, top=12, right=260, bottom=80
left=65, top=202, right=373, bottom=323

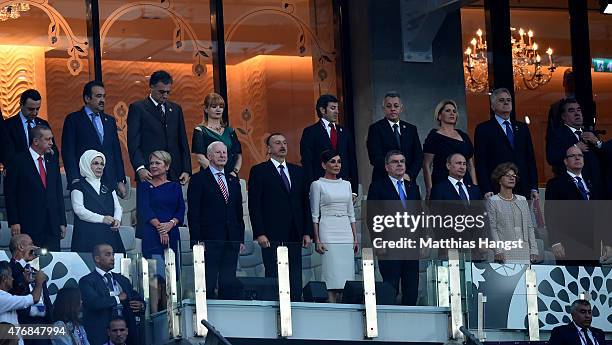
left=464, top=27, right=556, bottom=93
left=0, top=2, right=30, bottom=21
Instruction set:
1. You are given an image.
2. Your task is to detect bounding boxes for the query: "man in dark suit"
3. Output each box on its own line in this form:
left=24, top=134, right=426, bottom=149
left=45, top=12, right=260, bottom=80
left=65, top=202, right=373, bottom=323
left=546, top=98, right=604, bottom=187
left=79, top=244, right=144, bottom=345
left=549, top=299, right=604, bottom=345
left=3, top=89, right=58, bottom=164
left=62, top=81, right=127, bottom=196
left=367, top=92, right=423, bottom=183
left=430, top=153, right=482, bottom=201
left=474, top=88, right=538, bottom=199
left=248, top=133, right=313, bottom=301
left=8, top=234, right=53, bottom=345
left=545, top=146, right=602, bottom=265
left=300, top=94, right=359, bottom=192
left=188, top=141, right=245, bottom=299
left=0, top=110, right=12, bottom=171
left=5, top=125, right=66, bottom=251
left=367, top=150, right=421, bottom=305
left=127, top=70, right=191, bottom=184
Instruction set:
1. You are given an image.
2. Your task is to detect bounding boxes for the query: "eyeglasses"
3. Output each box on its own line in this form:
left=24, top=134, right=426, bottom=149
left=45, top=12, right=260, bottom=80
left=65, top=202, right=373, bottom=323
left=503, top=173, right=518, bottom=179
left=566, top=154, right=584, bottom=159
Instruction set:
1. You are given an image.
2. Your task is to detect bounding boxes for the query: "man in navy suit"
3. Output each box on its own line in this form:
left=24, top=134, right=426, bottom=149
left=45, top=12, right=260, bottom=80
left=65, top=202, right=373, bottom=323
left=79, top=244, right=144, bottom=345
left=9, top=234, right=53, bottom=345
left=367, top=150, right=421, bottom=305
left=474, top=88, right=538, bottom=199
left=430, top=153, right=482, bottom=201
left=300, top=94, right=359, bottom=192
left=367, top=92, right=423, bottom=183
left=62, top=81, right=127, bottom=196
left=188, top=141, right=245, bottom=299
left=3, top=89, right=58, bottom=164
left=248, top=133, right=312, bottom=301
left=5, top=125, right=66, bottom=250
left=549, top=300, right=604, bottom=345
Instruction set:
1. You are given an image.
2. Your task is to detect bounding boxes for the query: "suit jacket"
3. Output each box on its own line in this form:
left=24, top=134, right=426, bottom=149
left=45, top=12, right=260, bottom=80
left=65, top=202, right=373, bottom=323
left=127, top=97, right=191, bottom=181
left=62, top=107, right=126, bottom=189
left=430, top=179, right=482, bottom=201
left=366, top=118, right=423, bottom=182
left=187, top=168, right=245, bottom=242
left=474, top=118, right=538, bottom=196
left=367, top=176, right=421, bottom=201
left=5, top=150, right=66, bottom=238
left=546, top=125, right=603, bottom=185
left=79, top=271, right=143, bottom=345
left=4, top=114, right=58, bottom=163
left=248, top=160, right=313, bottom=242
left=8, top=258, right=53, bottom=324
left=0, top=112, right=12, bottom=166
left=548, top=323, right=605, bottom=345
left=300, top=120, right=359, bottom=192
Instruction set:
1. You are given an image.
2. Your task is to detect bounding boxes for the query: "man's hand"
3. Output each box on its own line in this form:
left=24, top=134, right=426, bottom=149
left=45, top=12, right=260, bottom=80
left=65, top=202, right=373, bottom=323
left=116, top=182, right=128, bottom=199
left=60, top=225, right=67, bottom=239
left=103, top=216, right=115, bottom=225
left=156, top=222, right=172, bottom=234
left=160, top=233, right=169, bottom=245
left=34, top=270, right=48, bottom=285
left=118, top=292, right=127, bottom=302
left=137, top=168, right=152, bottom=181
left=257, top=235, right=270, bottom=248
left=484, top=192, right=494, bottom=199
left=179, top=172, right=190, bottom=185
left=531, top=190, right=540, bottom=201
left=581, top=132, right=599, bottom=144
left=23, top=268, right=33, bottom=283
left=302, top=235, right=312, bottom=248
left=315, top=242, right=327, bottom=254
left=551, top=244, right=565, bottom=259
left=576, top=141, right=589, bottom=153
left=403, top=174, right=411, bottom=182
left=10, top=224, right=21, bottom=236
left=129, top=300, right=144, bottom=312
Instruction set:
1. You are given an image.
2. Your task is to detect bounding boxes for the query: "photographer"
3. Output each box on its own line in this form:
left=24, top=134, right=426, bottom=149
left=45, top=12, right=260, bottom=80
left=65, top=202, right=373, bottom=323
left=8, top=234, right=54, bottom=345
left=0, top=260, right=48, bottom=345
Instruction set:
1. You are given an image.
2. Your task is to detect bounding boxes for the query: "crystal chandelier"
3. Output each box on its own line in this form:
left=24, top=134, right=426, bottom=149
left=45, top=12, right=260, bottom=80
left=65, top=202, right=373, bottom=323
left=0, top=2, right=30, bottom=21
left=464, top=27, right=556, bottom=93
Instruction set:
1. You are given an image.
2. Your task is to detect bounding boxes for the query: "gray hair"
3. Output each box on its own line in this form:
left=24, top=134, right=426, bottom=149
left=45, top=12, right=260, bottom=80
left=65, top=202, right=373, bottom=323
left=206, top=141, right=227, bottom=156
left=489, top=88, right=512, bottom=105
left=570, top=299, right=591, bottom=314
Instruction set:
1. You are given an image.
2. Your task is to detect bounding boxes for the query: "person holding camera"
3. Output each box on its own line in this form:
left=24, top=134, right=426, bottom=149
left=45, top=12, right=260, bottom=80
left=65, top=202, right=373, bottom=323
left=8, top=234, right=53, bottom=345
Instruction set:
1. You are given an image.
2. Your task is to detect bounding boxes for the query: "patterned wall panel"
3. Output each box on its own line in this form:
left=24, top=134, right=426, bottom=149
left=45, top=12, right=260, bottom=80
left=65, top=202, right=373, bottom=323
left=0, top=46, right=46, bottom=118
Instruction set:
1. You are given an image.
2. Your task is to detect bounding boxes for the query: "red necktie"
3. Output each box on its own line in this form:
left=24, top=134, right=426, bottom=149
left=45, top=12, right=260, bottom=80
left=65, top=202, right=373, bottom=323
left=216, top=172, right=229, bottom=203
left=329, top=123, right=337, bottom=150
left=37, top=156, right=47, bottom=188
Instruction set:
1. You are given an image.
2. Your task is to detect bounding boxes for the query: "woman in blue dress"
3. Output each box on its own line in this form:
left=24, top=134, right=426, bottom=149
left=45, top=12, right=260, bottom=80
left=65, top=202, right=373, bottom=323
left=137, top=150, right=185, bottom=275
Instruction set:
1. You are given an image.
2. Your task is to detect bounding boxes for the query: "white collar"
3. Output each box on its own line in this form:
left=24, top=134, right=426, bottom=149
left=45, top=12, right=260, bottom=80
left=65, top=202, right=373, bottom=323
left=209, top=164, right=224, bottom=176
left=388, top=175, right=403, bottom=186
left=567, top=170, right=583, bottom=180
left=495, top=114, right=512, bottom=126
left=17, top=258, right=28, bottom=268
left=565, top=124, right=582, bottom=133
left=387, top=119, right=400, bottom=128
left=29, top=147, right=44, bottom=162
left=149, top=95, right=159, bottom=107
left=321, top=118, right=334, bottom=128
left=270, top=157, right=287, bottom=169
left=447, top=175, right=464, bottom=186
left=95, top=267, right=112, bottom=277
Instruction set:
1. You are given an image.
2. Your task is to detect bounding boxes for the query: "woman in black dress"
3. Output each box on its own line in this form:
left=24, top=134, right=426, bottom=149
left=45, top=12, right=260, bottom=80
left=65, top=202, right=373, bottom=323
left=70, top=150, right=124, bottom=253
left=192, top=92, right=243, bottom=176
left=423, top=99, right=477, bottom=199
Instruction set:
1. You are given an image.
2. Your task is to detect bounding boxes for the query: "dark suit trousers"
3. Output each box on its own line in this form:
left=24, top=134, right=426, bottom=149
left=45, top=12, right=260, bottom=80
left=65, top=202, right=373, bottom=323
left=205, top=241, right=240, bottom=299
left=378, top=260, right=419, bottom=306
left=28, top=215, right=60, bottom=252
left=262, top=242, right=302, bottom=301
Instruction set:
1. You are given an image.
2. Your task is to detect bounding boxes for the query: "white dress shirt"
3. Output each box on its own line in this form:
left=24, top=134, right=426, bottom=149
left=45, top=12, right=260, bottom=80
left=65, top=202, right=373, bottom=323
left=320, top=118, right=334, bottom=137
left=271, top=158, right=291, bottom=187
left=95, top=267, right=121, bottom=305
left=0, top=289, right=35, bottom=345
left=566, top=170, right=590, bottom=197
left=71, top=178, right=122, bottom=223
left=29, top=147, right=46, bottom=174
left=573, top=322, right=598, bottom=345
left=387, top=119, right=401, bottom=135
left=388, top=175, right=406, bottom=197
left=448, top=176, right=470, bottom=200
left=494, top=114, right=513, bottom=135
left=209, top=164, right=228, bottom=196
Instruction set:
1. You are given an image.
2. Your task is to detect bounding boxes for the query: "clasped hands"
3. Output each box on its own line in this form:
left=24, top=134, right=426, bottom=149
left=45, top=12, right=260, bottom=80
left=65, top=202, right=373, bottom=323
left=256, top=234, right=312, bottom=249
left=103, top=216, right=121, bottom=229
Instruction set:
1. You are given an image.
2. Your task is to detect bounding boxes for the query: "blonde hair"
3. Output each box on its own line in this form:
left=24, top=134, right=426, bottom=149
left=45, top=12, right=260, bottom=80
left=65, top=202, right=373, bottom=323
left=202, top=92, right=227, bottom=127
left=149, top=150, right=172, bottom=167
left=433, top=99, right=458, bottom=126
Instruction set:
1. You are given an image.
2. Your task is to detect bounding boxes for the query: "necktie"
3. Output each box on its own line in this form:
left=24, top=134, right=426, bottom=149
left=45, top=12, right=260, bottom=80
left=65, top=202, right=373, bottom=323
left=503, top=121, right=514, bottom=148
left=397, top=180, right=407, bottom=208
left=90, top=113, right=104, bottom=143
left=26, top=119, right=34, bottom=147
left=278, top=165, right=291, bottom=192
left=329, top=123, right=338, bottom=150
left=574, top=176, right=589, bottom=200
left=216, top=172, right=229, bottom=203
left=158, top=103, right=167, bottom=124
left=582, top=328, right=594, bottom=345
left=37, top=156, right=46, bottom=188
left=104, top=272, right=114, bottom=292
left=575, top=130, right=582, bottom=141
left=457, top=181, right=469, bottom=203
left=392, top=123, right=401, bottom=147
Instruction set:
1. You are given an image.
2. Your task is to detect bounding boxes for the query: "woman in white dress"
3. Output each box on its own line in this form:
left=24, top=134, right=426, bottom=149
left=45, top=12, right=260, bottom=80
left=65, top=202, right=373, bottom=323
left=310, top=150, right=357, bottom=302
left=486, top=162, right=539, bottom=264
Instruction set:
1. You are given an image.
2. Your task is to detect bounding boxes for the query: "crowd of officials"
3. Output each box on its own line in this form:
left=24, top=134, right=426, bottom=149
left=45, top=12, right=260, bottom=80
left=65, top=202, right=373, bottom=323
left=0, top=68, right=611, bottom=344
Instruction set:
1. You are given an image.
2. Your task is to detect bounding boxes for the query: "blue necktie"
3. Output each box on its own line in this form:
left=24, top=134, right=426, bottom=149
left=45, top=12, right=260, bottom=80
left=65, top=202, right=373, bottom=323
left=574, top=176, right=589, bottom=200
left=397, top=180, right=407, bottom=208
left=278, top=165, right=291, bottom=192
left=503, top=120, right=514, bottom=148
left=456, top=181, right=469, bottom=204
left=392, top=124, right=401, bottom=148
left=90, top=113, right=104, bottom=143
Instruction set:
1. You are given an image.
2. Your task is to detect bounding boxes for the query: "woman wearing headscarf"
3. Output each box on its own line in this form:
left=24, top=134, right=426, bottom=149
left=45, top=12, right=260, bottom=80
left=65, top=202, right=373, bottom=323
left=71, top=150, right=124, bottom=253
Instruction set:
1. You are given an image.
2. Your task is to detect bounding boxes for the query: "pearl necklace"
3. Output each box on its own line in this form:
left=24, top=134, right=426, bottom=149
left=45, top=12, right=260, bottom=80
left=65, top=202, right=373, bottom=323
left=498, top=193, right=515, bottom=201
